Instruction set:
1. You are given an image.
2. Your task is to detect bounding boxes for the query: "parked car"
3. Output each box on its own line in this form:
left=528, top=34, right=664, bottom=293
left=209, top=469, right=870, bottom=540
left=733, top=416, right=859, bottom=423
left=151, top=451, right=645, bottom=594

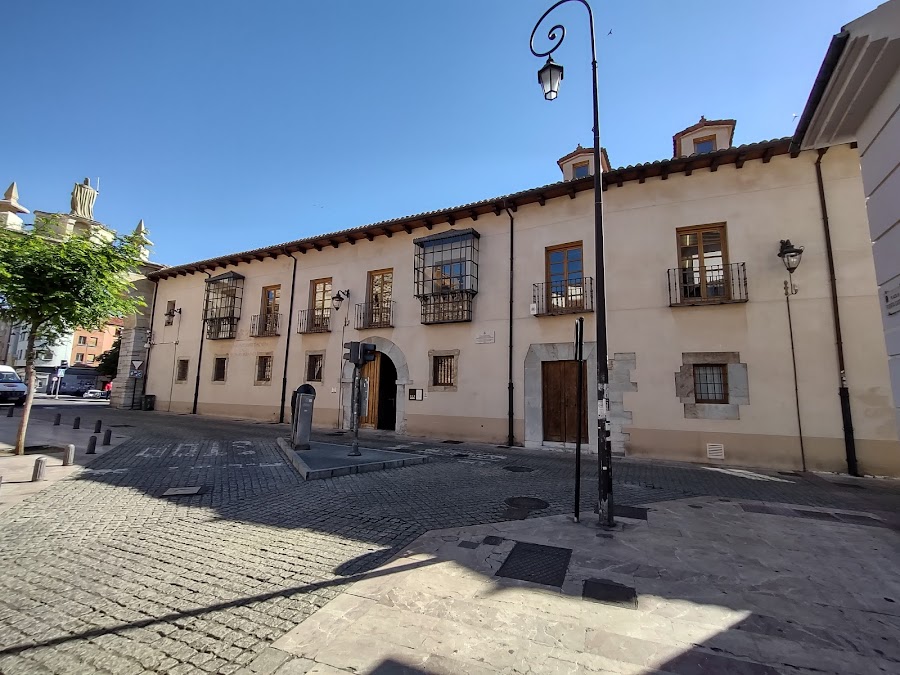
left=82, top=389, right=103, bottom=399
left=0, top=366, right=27, bottom=406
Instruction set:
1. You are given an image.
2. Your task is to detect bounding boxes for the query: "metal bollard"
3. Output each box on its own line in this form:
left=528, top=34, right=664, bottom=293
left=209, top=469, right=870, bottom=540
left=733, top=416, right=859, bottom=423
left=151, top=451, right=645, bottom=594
left=87, top=436, right=97, bottom=455
left=53, top=413, right=61, bottom=426
left=6, top=406, right=13, bottom=417
left=63, top=444, right=76, bottom=466
left=73, top=416, right=80, bottom=430
left=32, top=457, right=48, bottom=482
left=93, top=420, right=102, bottom=433
left=102, top=429, right=112, bottom=446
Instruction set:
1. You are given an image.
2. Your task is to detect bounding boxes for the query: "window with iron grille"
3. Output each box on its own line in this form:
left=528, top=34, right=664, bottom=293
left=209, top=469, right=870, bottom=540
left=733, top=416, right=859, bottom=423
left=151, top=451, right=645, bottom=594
left=256, top=355, right=273, bottom=382
left=432, top=355, right=455, bottom=387
left=165, top=300, right=176, bottom=326
left=306, top=354, right=323, bottom=382
left=414, top=229, right=479, bottom=324
left=175, top=359, right=189, bottom=382
left=204, top=272, right=244, bottom=340
left=694, top=364, right=728, bottom=404
left=212, top=357, right=227, bottom=382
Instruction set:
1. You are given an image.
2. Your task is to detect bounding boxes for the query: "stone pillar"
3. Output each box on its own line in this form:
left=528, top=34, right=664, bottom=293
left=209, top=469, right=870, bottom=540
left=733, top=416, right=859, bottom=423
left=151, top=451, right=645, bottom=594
left=111, top=273, right=156, bottom=409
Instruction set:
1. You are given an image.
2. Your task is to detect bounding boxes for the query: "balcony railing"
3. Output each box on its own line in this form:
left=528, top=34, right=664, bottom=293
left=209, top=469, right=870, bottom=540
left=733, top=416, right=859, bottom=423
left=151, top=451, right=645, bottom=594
left=251, top=313, right=281, bottom=337
left=206, top=316, right=238, bottom=340
left=667, top=263, right=748, bottom=306
left=297, top=308, right=331, bottom=334
left=356, top=301, right=394, bottom=330
left=532, top=278, right=595, bottom=316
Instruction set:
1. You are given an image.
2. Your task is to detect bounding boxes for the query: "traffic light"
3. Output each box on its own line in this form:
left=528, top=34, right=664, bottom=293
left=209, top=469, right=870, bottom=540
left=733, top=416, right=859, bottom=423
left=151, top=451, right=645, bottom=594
left=343, top=342, right=360, bottom=365
left=60, top=360, right=69, bottom=368
left=361, top=343, right=377, bottom=363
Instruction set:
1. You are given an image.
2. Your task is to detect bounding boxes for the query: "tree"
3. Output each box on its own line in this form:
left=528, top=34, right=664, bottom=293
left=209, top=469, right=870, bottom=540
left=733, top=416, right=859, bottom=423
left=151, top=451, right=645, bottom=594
left=95, top=336, right=121, bottom=379
left=0, top=221, right=146, bottom=454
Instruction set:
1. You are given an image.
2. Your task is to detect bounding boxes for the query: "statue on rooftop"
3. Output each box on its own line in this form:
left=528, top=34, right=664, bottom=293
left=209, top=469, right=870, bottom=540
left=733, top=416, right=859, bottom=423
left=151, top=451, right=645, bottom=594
left=70, top=178, right=98, bottom=220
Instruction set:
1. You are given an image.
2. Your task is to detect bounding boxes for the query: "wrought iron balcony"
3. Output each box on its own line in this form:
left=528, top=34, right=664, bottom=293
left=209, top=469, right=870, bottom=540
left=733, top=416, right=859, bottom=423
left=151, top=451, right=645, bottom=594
left=667, top=263, right=748, bottom=306
left=356, top=301, right=394, bottom=330
left=532, top=278, right=595, bottom=316
left=297, top=308, right=331, bottom=334
left=205, top=316, right=238, bottom=340
left=250, top=313, right=281, bottom=337
left=419, top=291, right=474, bottom=324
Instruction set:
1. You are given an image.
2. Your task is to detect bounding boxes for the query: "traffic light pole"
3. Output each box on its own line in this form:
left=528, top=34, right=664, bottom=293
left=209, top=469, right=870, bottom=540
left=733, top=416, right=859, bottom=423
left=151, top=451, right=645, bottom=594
left=349, top=364, right=361, bottom=456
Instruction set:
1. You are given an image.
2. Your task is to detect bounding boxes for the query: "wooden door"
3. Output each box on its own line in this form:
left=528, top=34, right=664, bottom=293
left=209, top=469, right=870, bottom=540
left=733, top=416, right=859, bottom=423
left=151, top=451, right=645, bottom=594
left=542, top=361, right=588, bottom=443
left=359, top=352, right=381, bottom=428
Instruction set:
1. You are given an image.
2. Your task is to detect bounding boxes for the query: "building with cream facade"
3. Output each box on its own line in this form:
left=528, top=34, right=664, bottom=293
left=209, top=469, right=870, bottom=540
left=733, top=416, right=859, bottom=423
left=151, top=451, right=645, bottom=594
left=144, top=117, right=900, bottom=476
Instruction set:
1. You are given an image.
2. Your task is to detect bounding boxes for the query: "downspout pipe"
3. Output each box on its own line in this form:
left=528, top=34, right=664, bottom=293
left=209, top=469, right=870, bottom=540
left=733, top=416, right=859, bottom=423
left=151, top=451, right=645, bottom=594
left=279, top=252, right=300, bottom=423
left=140, top=278, right=159, bottom=404
left=814, top=147, right=859, bottom=476
left=191, top=271, right=212, bottom=415
left=504, top=204, right=515, bottom=447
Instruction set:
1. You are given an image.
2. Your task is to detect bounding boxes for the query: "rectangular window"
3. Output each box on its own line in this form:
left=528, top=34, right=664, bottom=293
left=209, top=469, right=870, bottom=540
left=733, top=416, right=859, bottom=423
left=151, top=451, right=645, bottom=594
left=545, top=242, right=586, bottom=313
left=87, top=354, right=96, bottom=363
left=433, top=355, right=455, bottom=387
left=165, top=300, right=176, bottom=326
left=212, top=357, right=227, bottom=382
left=414, top=229, right=480, bottom=324
left=77, top=336, right=87, bottom=345
left=361, top=269, right=393, bottom=328
left=694, top=364, right=728, bottom=404
left=176, top=359, right=189, bottom=382
left=257, top=285, right=281, bottom=335
left=677, top=224, right=729, bottom=301
left=307, top=278, right=332, bottom=331
left=89, top=337, right=98, bottom=347
left=306, top=354, right=324, bottom=382
left=75, top=352, right=84, bottom=362
left=256, top=355, right=273, bottom=382
left=693, top=135, right=716, bottom=154
left=573, top=161, right=590, bottom=179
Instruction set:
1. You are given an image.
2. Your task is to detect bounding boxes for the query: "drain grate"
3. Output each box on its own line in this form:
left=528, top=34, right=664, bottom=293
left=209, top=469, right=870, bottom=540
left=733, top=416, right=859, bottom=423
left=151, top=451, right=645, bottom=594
left=452, top=453, right=470, bottom=458
left=504, top=496, right=549, bottom=510
left=503, top=465, right=535, bottom=473
left=582, top=578, right=638, bottom=608
left=161, top=486, right=203, bottom=497
left=497, top=542, right=571, bottom=587
left=108, top=424, right=134, bottom=428
left=442, top=440, right=463, bottom=444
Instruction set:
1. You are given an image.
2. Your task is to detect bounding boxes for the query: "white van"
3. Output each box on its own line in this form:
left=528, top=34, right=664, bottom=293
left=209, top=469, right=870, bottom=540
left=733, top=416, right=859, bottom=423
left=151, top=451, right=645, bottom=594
left=0, top=366, right=27, bottom=406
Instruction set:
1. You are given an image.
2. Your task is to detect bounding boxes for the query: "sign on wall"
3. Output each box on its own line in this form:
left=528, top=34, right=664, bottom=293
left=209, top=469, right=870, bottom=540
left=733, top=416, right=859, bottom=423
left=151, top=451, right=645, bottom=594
left=885, top=279, right=900, bottom=316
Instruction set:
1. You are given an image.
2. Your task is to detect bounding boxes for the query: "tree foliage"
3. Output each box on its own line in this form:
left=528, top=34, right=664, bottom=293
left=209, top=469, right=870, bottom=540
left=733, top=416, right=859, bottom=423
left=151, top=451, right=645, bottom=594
left=95, top=336, right=121, bottom=379
left=0, top=220, right=147, bottom=453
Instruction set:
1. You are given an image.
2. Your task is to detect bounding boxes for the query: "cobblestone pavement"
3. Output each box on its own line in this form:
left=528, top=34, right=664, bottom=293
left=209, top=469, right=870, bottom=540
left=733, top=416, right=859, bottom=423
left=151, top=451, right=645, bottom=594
left=1, top=407, right=898, bottom=674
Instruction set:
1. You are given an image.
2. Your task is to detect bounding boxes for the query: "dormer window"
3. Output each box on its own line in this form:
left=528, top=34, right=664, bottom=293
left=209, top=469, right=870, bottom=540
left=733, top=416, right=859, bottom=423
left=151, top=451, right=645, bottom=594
left=573, top=161, right=590, bottom=179
left=693, top=136, right=717, bottom=154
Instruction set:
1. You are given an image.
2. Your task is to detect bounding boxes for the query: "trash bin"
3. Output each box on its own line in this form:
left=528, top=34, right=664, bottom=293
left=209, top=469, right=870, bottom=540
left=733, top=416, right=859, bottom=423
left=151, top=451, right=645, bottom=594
left=142, top=394, right=156, bottom=411
left=291, top=385, right=316, bottom=450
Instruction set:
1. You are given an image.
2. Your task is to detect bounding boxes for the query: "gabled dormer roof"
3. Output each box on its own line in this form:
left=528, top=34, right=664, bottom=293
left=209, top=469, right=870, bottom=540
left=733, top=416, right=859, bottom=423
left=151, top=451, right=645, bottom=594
left=672, top=117, right=736, bottom=157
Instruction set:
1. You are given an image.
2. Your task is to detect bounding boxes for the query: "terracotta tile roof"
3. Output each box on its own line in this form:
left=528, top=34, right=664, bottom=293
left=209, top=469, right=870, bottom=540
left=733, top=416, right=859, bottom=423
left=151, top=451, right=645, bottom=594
left=149, top=137, right=793, bottom=280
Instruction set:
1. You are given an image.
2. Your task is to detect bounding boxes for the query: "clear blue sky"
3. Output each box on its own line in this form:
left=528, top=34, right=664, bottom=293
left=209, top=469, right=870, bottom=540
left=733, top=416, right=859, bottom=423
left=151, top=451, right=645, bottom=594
left=3, top=0, right=881, bottom=265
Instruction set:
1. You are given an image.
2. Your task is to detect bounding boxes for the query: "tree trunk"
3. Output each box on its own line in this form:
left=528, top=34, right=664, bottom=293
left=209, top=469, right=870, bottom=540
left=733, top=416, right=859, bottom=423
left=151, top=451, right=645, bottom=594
left=14, top=330, right=38, bottom=455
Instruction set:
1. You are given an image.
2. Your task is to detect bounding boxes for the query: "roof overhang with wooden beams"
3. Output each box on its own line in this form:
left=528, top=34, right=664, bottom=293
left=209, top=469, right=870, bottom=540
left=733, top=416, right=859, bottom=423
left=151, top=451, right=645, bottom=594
left=149, top=137, right=794, bottom=280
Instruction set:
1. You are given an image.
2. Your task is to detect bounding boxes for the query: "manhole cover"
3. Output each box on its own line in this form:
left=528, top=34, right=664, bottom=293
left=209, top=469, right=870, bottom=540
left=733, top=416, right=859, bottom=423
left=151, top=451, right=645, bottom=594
left=161, top=486, right=202, bottom=497
left=503, top=466, right=535, bottom=473
left=582, top=579, right=638, bottom=608
left=452, top=453, right=470, bottom=458
left=442, top=440, right=463, bottom=444
left=496, top=541, right=572, bottom=588
left=504, top=496, right=549, bottom=510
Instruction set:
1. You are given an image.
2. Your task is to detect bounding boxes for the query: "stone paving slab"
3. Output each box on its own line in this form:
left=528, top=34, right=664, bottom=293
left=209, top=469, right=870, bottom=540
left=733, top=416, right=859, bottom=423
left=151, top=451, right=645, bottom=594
left=275, top=439, right=428, bottom=480
left=265, top=497, right=900, bottom=675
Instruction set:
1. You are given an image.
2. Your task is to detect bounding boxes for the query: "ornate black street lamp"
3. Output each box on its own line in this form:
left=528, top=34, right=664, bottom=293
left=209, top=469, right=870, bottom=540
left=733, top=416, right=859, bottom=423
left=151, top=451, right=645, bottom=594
left=778, top=239, right=806, bottom=471
left=530, top=0, right=614, bottom=526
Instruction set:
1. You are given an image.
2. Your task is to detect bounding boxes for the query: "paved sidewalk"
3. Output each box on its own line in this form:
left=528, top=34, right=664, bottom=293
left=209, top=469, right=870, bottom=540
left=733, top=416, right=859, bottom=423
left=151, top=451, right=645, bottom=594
left=261, top=498, right=900, bottom=675
left=0, top=415, right=130, bottom=514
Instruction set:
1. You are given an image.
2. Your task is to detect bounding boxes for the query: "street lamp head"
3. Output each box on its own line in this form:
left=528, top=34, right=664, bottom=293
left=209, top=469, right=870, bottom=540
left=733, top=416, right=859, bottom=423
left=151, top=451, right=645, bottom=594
left=537, top=56, right=564, bottom=100
left=331, top=289, right=350, bottom=311
left=777, top=239, right=804, bottom=274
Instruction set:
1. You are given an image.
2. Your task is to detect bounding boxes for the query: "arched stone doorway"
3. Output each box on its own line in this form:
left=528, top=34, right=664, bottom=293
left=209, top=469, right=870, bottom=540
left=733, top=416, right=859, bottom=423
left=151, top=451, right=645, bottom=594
left=341, top=337, right=410, bottom=433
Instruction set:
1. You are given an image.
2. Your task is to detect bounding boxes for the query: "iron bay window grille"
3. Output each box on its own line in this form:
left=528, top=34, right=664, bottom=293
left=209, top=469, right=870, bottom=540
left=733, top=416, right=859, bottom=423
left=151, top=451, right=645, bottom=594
left=414, top=228, right=480, bottom=324
left=204, top=271, right=244, bottom=339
